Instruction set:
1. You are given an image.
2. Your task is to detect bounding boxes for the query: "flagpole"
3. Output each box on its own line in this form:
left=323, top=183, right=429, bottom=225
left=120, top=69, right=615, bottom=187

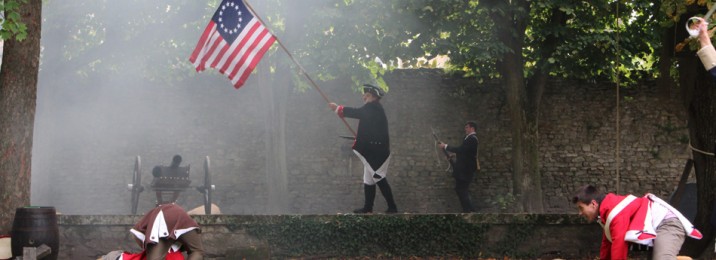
left=243, top=0, right=357, bottom=137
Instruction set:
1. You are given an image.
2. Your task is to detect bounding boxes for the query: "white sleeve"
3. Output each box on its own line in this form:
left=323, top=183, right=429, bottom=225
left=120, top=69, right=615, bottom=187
left=697, top=44, right=716, bottom=71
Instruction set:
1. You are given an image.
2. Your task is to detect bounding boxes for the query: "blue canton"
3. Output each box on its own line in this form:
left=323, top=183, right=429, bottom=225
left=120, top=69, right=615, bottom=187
left=212, top=0, right=253, bottom=45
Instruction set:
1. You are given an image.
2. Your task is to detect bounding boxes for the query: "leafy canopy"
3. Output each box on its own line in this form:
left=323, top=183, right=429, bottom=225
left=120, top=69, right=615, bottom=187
left=1, top=0, right=29, bottom=41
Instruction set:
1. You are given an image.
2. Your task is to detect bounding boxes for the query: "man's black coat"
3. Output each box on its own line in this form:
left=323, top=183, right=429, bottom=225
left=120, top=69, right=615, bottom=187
left=446, top=133, right=478, bottom=181
left=342, top=101, right=390, bottom=171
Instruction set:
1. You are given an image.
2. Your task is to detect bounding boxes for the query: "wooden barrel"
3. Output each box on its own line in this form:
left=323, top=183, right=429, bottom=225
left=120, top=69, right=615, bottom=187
left=11, top=207, right=59, bottom=260
left=0, top=235, right=11, bottom=259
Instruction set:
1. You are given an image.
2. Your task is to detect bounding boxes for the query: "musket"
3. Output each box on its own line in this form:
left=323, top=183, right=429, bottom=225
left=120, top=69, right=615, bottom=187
left=431, top=127, right=454, bottom=171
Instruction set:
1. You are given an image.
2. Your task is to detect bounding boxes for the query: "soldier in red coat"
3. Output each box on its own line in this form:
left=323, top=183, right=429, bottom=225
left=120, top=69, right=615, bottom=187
left=572, top=185, right=701, bottom=260
left=129, top=203, right=204, bottom=260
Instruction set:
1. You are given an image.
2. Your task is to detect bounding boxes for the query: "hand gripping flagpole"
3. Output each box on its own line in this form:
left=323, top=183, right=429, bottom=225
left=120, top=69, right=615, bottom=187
left=686, top=4, right=716, bottom=37
left=243, top=0, right=357, bottom=137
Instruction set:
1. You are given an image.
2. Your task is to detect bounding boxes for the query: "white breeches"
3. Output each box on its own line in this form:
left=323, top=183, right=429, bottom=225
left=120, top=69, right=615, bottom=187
left=353, top=150, right=391, bottom=185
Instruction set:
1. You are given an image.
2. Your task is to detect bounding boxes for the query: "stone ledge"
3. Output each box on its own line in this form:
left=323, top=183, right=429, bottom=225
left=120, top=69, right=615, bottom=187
left=58, top=213, right=590, bottom=226
left=56, top=214, right=600, bottom=259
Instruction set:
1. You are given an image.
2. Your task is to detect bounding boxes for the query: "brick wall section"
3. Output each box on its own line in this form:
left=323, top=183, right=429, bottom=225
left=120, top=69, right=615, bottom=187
left=31, top=69, right=689, bottom=214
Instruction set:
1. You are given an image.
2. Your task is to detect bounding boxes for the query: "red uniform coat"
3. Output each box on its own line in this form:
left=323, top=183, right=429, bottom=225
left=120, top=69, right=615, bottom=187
left=130, top=204, right=200, bottom=248
left=598, top=193, right=702, bottom=260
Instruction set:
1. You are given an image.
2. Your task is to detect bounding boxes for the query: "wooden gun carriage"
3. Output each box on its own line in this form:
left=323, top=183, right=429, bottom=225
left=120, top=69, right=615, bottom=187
left=127, top=155, right=215, bottom=214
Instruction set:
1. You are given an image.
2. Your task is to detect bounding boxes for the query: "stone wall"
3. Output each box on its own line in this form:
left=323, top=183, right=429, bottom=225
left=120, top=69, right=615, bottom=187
left=31, top=69, right=689, bottom=215
left=54, top=214, right=602, bottom=259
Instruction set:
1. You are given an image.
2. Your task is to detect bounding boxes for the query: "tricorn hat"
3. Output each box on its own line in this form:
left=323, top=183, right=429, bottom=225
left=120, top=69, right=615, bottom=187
left=362, top=84, right=384, bottom=98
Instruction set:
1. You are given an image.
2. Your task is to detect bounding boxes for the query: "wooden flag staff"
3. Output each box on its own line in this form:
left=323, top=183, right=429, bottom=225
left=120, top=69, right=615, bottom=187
left=243, top=0, right=357, bottom=137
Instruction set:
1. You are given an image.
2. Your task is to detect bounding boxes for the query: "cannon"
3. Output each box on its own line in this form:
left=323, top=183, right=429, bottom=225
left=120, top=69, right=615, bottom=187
left=127, top=155, right=216, bottom=214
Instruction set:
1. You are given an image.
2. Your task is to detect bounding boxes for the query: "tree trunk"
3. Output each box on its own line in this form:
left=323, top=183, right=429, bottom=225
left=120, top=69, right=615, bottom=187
left=523, top=121, right=543, bottom=212
left=259, top=72, right=290, bottom=214
left=257, top=1, right=290, bottom=214
left=521, top=6, right=568, bottom=213
left=678, top=47, right=716, bottom=259
left=657, top=24, right=676, bottom=98
left=502, top=64, right=528, bottom=213
left=487, top=0, right=546, bottom=212
left=0, top=0, right=42, bottom=233
left=490, top=1, right=529, bottom=212
left=259, top=62, right=290, bottom=214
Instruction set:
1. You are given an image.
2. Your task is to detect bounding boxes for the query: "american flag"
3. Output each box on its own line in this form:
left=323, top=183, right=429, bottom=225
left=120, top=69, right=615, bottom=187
left=189, top=0, right=276, bottom=89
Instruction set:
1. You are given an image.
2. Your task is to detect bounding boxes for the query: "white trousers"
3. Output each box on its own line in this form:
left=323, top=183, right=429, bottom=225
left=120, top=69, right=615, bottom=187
left=353, top=150, right=391, bottom=185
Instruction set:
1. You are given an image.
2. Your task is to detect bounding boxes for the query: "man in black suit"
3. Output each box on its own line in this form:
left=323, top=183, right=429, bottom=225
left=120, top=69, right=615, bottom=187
left=329, top=84, right=398, bottom=214
left=439, top=121, right=479, bottom=213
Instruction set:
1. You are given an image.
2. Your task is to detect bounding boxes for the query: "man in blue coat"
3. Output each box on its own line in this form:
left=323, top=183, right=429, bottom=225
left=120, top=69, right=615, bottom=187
left=329, top=84, right=398, bottom=214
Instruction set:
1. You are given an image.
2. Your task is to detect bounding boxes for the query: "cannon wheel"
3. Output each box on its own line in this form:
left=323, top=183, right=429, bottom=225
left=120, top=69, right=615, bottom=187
left=130, top=156, right=143, bottom=214
left=203, top=156, right=213, bottom=214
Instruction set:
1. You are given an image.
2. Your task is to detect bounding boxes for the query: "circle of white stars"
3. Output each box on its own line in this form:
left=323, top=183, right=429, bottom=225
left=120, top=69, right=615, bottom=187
left=217, top=2, right=242, bottom=35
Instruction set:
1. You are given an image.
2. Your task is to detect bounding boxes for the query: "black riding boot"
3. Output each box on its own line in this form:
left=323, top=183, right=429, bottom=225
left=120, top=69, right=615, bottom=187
left=377, top=178, right=398, bottom=213
left=354, top=184, right=376, bottom=213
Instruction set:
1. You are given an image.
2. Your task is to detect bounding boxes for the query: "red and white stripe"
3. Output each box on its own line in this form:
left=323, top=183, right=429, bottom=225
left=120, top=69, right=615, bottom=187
left=189, top=18, right=276, bottom=89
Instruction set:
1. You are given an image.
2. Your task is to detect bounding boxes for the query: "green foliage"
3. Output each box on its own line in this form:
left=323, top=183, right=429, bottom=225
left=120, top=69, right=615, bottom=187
left=243, top=214, right=539, bottom=258
left=653, top=121, right=689, bottom=146
left=650, top=146, right=661, bottom=159
left=1, top=0, right=29, bottom=41
left=656, top=121, right=683, bottom=135
left=678, top=134, right=689, bottom=144
left=42, top=0, right=665, bottom=91
left=660, top=0, right=716, bottom=55
left=660, top=0, right=689, bottom=24
left=518, top=1, right=659, bottom=84
left=41, top=0, right=219, bottom=86
left=486, top=193, right=517, bottom=213
left=288, top=0, right=663, bottom=93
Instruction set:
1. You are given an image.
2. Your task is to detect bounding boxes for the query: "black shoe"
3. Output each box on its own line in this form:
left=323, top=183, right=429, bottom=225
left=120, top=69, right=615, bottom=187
left=354, top=208, right=372, bottom=213
left=385, top=208, right=398, bottom=214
